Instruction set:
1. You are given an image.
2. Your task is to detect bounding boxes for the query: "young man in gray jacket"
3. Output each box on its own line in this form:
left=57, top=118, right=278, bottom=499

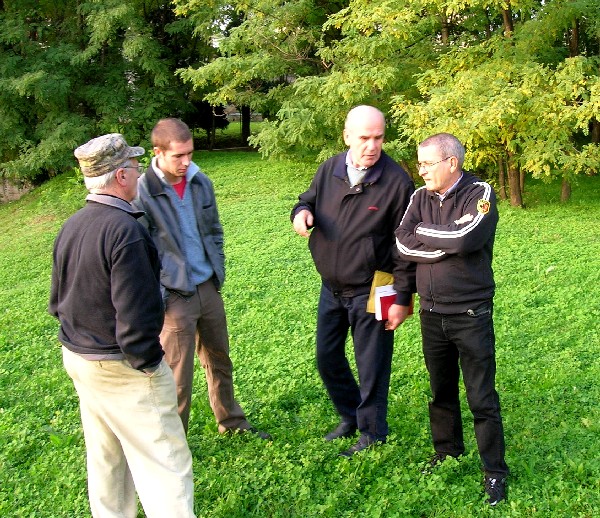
left=134, top=118, right=268, bottom=439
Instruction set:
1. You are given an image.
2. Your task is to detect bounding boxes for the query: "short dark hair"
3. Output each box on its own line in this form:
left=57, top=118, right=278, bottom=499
left=151, top=118, right=193, bottom=150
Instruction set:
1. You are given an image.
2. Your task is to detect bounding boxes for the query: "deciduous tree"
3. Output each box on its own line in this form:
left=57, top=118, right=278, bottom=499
left=0, top=0, right=216, bottom=181
left=177, top=0, right=599, bottom=204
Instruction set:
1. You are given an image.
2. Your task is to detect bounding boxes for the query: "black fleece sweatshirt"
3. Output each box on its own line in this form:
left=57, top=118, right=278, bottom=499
left=49, top=195, right=164, bottom=370
left=395, top=172, right=498, bottom=314
left=292, top=151, right=416, bottom=305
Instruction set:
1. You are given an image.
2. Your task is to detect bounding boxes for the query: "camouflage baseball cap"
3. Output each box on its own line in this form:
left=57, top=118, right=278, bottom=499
left=74, top=133, right=145, bottom=177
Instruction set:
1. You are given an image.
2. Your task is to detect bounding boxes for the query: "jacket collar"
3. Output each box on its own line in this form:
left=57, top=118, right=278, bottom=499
left=144, top=161, right=201, bottom=197
left=85, top=193, right=144, bottom=219
left=332, top=151, right=390, bottom=184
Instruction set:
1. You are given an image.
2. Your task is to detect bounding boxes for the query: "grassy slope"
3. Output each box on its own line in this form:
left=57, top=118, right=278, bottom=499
left=0, top=152, right=598, bottom=517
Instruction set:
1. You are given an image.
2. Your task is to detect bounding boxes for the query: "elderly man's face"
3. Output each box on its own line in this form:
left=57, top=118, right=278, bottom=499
left=343, top=111, right=385, bottom=169
left=121, top=159, right=141, bottom=201
left=417, top=145, right=457, bottom=194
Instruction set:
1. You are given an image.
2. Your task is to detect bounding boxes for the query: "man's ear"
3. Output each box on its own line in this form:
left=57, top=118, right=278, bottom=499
left=115, top=167, right=127, bottom=184
left=342, top=129, right=350, bottom=146
left=449, top=156, right=459, bottom=173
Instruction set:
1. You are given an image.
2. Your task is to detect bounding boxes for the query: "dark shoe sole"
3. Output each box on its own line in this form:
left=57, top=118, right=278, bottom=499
left=325, top=427, right=357, bottom=441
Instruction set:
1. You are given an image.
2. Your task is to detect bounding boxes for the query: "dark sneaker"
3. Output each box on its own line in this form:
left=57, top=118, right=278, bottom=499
left=484, top=476, right=507, bottom=506
left=324, top=421, right=357, bottom=441
left=421, top=452, right=447, bottom=474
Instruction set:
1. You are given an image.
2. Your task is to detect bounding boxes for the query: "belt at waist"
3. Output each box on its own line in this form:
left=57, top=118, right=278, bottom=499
left=322, top=280, right=371, bottom=298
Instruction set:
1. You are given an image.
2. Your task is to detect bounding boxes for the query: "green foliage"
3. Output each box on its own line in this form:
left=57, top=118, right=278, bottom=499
left=1, top=153, right=599, bottom=516
left=176, top=0, right=341, bottom=120
left=388, top=8, right=600, bottom=182
left=0, top=0, right=217, bottom=182
left=177, top=0, right=600, bottom=196
left=3, top=0, right=599, bottom=193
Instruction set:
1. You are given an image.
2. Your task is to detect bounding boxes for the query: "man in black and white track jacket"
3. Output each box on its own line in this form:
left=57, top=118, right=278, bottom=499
left=395, top=132, right=509, bottom=507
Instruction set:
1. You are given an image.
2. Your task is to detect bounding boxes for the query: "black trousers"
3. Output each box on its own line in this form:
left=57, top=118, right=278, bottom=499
left=420, top=303, right=509, bottom=478
left=316, top=284, right=394, bottom=442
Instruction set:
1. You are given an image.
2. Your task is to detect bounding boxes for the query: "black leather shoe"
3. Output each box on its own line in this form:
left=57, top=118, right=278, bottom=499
left=421, top=452, right=460, bottom=474
left=339, top=434, right=383, bottom=457
left=324, top=421, right=357, bottom=441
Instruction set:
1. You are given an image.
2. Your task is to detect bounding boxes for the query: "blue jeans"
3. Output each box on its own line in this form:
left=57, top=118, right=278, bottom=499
left=420, top=303, right=508, bottom=478
left=316, top=284, right=394, bottom=441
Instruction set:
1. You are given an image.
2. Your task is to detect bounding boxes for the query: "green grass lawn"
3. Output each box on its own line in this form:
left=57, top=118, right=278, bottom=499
left=0, top=151, right=598, bottom=517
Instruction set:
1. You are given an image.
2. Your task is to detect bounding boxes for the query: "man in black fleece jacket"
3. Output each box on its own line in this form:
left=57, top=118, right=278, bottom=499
left=49, top=134, right=195, bottom=517
left=292, top=105, right=415, bottom=457
left=395, top=132, right=508, bottom=506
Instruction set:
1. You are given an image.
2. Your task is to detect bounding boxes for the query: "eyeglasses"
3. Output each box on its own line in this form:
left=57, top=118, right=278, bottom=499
left=416, top=157, right=451, bottom=171
left=123, top=164, right=145, bottom=174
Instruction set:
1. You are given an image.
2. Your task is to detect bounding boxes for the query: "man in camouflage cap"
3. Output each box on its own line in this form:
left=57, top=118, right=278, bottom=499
left=50, top=133, right=196, bottom=517
left=74, top=133, right=145, bottom=178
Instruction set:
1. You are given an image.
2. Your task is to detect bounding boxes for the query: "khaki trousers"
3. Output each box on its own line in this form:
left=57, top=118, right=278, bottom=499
left=62, top=347, right=195, bottom=518
left=161, top=280, right=247, bottom=433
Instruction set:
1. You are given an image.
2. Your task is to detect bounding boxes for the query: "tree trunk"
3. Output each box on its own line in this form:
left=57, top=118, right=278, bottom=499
left=519, top=169, right=526, bottom=194
left=507, top=152, right=523, bottom=207
left=502, top=6, right=514, bottom=36
left=483, top=8, right=492, bottom=40
left=591, top=118, right=599, bottom=144
left=440, top=15, right=450, bottom=45
left=209, top=115, right=216, bottom=151
left=498, top=155, right=507, bottom=200
left=568, top=19, right=579, bottom=57
left=562, top=18, right=580, bottom=201
left=241, top=105, right=251, bottom=145
left=561, top=178, right=572, bottom=202
left=400, top=160, right=418, bottom=182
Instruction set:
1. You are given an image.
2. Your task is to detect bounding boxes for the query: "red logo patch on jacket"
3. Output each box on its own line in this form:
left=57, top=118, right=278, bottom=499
left=368, top=206, right=379, bottom=211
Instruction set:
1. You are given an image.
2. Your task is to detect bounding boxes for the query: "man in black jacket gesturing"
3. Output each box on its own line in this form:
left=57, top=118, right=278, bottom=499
left=395, top=132, right=509, bottom=506
left=292, top=105, right=415, bottom=457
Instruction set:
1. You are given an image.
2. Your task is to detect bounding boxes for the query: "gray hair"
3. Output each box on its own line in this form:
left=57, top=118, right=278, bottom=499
left=419, top=133, right=465, bottom=169
left=83, top=163, right=127, bottom=191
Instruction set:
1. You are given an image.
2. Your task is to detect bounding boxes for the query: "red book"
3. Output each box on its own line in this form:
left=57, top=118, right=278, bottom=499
left=375, top=286, right=414, bottom=321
